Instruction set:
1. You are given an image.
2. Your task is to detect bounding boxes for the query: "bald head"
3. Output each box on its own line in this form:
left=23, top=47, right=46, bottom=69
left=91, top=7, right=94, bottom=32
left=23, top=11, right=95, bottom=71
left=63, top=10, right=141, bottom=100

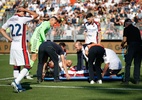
left=74, top=41, right=82, bottom=52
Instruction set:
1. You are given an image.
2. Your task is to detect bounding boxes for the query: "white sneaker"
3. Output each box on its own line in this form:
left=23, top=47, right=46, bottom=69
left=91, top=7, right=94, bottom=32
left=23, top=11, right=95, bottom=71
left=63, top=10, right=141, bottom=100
left=90, top=80, right=95, bottom=84
left=25, top=75, right=33, bottom=80
left=97, top=80, right=102, bottom=84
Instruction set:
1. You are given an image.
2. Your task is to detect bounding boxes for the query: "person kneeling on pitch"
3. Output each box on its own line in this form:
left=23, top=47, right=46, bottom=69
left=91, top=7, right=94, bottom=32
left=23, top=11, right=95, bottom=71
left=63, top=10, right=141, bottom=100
left=37, top=41, right=70, bottom=83
left=102, top=48, right=122, bottom=78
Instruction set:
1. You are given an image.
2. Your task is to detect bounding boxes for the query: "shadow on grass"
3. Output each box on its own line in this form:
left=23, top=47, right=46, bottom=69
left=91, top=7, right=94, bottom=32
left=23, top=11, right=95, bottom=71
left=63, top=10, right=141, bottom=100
left=21, top=82, right=32, bottom=91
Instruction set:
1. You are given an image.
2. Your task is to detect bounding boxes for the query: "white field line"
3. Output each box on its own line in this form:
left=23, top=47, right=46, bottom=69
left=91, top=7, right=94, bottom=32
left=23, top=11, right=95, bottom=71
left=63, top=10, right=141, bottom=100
left=0, top=77, right=14, bottom=81
left=0, top=84, right=142, bottom=91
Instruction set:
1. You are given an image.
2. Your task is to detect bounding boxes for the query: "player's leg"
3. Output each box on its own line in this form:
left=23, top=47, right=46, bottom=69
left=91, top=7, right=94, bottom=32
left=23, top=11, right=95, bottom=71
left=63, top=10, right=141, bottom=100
left=25, top=39, right=40, bottom=79
left=10, top=50, right=21, bottom=79
left=11, top=50, right=30, bottom=92
left=30, top=38, right=40, bottom=67
left=25, top=52, right=37, bottom=79
left=13, top=66, right=21, bottom=79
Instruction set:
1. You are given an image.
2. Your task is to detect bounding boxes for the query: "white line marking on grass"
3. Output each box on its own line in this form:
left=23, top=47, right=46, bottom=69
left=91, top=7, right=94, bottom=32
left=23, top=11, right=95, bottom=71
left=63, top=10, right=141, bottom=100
left=0, top=84, right=142, bottom=91
left=0, top=77, right=14, bottom=81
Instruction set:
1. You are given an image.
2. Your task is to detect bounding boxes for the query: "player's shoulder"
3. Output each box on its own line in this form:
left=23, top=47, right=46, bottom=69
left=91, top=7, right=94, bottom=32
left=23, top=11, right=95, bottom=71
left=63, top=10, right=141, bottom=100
left=84, top=22, right=89, bottom=26
left=93, top=21, right=100, bottom=25
left=42, top=21, right=49, bottom=24
left=41, top=21, right=49, bottom=27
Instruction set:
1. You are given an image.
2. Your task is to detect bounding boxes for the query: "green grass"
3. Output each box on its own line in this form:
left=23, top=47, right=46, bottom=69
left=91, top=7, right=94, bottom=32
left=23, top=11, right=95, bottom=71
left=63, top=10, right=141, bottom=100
left=0, top=54, right=142, bottom=100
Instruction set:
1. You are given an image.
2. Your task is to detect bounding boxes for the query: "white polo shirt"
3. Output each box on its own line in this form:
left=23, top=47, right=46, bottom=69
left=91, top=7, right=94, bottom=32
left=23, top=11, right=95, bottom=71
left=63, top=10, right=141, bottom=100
left=103, top=48, right=122, bottom=70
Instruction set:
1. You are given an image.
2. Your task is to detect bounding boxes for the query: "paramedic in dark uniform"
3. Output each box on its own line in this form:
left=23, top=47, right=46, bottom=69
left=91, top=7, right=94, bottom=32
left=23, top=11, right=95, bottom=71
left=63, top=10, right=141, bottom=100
left=85, top=43, right=106, bottom=84
left=121, top=18, right=142, bottom=84
left=37, top=41, right=70, bottom=82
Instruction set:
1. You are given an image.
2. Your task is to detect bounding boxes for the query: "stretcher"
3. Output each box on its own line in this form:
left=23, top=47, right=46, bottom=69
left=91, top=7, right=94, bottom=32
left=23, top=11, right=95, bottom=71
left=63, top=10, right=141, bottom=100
left=44, top=70, right=123, bottom=81
left=44, top=75, right=123, bottom=81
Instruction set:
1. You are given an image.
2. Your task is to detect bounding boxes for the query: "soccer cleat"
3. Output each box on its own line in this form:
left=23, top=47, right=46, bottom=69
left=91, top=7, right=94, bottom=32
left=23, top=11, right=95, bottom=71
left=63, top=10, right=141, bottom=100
left=25, top=75, right=33, bottom=80
left=96, top=80, right=102, bottom=84
left=90, top=80, right=95, bottom=84
left=11, top=81, right=25, bottom=93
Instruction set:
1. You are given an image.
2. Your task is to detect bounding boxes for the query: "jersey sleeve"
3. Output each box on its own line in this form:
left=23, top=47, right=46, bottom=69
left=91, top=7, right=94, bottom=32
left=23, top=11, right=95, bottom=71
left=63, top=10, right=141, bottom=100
left=94, top=21, right=101, bottom=32
left=22, top=16, right=34, bottom=23
left=82, top=47, right=88, bottom=61
left=84, top=23, right=87, bottom=32
left=39, top=21, right=50, bottom=42
left=2, top=20, right=9, bottom=30
left=123, top=28, right=127, bottom=37
left=39, top=28, right=46, bottom=42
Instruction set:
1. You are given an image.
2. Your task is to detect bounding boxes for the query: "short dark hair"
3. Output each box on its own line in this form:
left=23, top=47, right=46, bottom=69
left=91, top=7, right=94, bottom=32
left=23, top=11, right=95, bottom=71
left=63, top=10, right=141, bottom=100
left=51, top=16, right=59, bottom=22
left=123, top=18, right=132, bottom=27
left=59, top=42, right=66, bottom=47
left=86, top=13, right=93, bottom=19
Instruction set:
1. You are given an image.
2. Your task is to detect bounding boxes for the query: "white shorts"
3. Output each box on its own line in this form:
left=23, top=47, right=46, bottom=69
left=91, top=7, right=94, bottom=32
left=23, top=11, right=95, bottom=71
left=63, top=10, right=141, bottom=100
left=10, top=49, right=30, bottom=66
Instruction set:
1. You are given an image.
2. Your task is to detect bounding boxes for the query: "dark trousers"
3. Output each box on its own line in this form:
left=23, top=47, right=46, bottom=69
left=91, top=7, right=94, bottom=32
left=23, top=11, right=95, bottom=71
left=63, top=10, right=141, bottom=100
left=37, top=42, right=59, bottom=80
left=77, top=51, right=83, bottom=70
left=77, top=51, right=88, bottom=70
left=124, top=42, right=142, bottom=82
left=88, top=46, right=105, bottom=81
left=105, top=69, right=121, bottom=76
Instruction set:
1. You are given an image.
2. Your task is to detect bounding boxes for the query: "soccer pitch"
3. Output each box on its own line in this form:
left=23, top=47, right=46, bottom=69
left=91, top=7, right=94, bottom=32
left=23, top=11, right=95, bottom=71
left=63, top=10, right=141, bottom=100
left=0, top=54, right=142, bottom=100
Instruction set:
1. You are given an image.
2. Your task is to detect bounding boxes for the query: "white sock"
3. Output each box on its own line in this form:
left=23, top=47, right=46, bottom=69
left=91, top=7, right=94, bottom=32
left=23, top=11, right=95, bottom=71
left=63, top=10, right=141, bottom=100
left=13, top=70, right=20, bottom=79
left=15, top=68, right=28, bottom=84
left=26, top=71, right=29, bottom=76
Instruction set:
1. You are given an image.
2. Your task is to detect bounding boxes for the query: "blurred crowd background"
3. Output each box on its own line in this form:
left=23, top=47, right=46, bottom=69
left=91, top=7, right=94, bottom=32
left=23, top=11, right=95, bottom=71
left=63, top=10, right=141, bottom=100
left=0, top=0, right=142, bottom=41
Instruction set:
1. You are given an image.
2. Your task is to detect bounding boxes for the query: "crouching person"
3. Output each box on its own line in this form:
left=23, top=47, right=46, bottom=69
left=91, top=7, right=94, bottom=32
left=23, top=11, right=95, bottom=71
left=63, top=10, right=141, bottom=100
left=102, top=48, right=122, bottom=78
left=37, top=41, right=70, bottom=83
left=85, top=43, right=106, bottom=84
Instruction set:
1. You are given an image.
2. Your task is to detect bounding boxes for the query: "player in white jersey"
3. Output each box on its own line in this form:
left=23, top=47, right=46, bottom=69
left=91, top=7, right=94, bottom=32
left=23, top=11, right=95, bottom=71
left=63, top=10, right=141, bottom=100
left=84, top=13, right=100, bottom=44
left=102, top=48, right=122, bottom=77
left=0, top=7, right=38, bottom=93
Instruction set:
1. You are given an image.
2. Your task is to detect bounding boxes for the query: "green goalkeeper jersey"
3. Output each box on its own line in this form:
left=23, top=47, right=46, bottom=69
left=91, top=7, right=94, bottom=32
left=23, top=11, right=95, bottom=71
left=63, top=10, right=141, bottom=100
left=31, top=21, right=51, bottom=43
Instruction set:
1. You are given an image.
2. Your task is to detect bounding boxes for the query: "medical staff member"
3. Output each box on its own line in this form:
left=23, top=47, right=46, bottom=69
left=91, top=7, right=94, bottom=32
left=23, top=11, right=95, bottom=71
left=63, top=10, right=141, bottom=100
left=102, top=48, right=122, bottom=77
left=121, top=18, right=142, bottom=85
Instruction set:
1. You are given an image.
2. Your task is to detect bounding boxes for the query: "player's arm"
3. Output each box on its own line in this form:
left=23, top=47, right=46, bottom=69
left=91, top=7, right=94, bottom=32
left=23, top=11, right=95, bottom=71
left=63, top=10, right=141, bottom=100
left=17, top=7, right=38, bottom=19
left=96, top=22, right=102, bottom=44
left=84, top=31, right=87, bottom=43
left=83, top=23, right=87, bottom=43
left=102, top=63, right=109, bottom=77
left=39, top=24, right=47, bottom=42
left=97, top=32, right=102, bottom=44
left=121, top=36, right=127, bottom=49
left=60, top=54, right=70, bottom=79
left=0, top=28, right=12, bottom=42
